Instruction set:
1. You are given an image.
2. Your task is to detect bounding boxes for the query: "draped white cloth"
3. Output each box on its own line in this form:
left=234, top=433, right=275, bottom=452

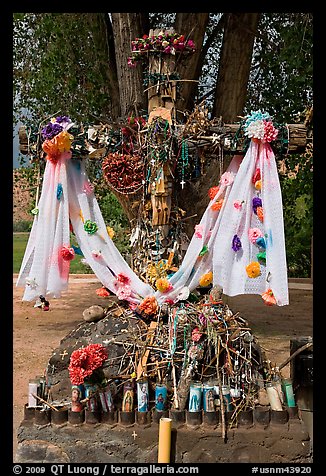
left=212, top=141, right=289, bottom=306
left=154, top=155, right=243, bottom=304
left=16, top=155, right=153, bottom=302
left=17, top=140, right=288, bottom=306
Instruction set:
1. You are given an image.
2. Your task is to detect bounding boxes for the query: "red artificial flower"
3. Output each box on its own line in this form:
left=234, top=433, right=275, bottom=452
left=60, top=245, right=75, bottom=261
left=68, top=344, right=108, bottom=385
left=116, top=273, right=131, bottom=285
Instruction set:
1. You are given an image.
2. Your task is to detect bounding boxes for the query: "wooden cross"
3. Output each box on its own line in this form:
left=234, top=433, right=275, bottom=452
left=132, top=430, right=138, bottom=440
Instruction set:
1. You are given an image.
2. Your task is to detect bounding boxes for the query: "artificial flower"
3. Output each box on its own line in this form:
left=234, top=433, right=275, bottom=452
left=199, top=245, right=208, bottom=257
left=252, top=197, right=262, bottom=213
left=156, top=277, right=173, bottom=293
left=41, top=122, right=63, bottom=140
left=96, top=287, right=111, bottom=297
left=208, top=186, right=219, bottom=200
left=60, top=246, right=75, bottom=261
left=91, top=250, right=102, bottom=259
left=246, top=261, right=261, bottom=278
left=56, top=130, right=73, bottom=152
left=263, top=120, right=278, bottom=143
left=257, top=251, right=266, bottom=264
left=107, top=226, right=115, bottom=239
left=84, top=220, right=98, bottom=235
left=116, top=273, right=131, bottom=285
left=256, top=236, right=266, bottom=249
left=256, top=206, right=264, bottom=222
left=199, top=271, right=213, bottom=287
left=56, top=183, right=63, bottom=200
left=232, top=235, right=242, bottom=252
left=252, top=168, right=261, bottom=184
left=138, top=296, right=159, bottom=316
left=261, top=288, right=277, bottom=306
left=68, top=343, right=108, bottom=386
left=220, top=171, right=234, bottom=187
left=248, top=227, right=264, bottom=243
left=191, top=327, right=203, bottom=342
left=255, top=180, right=262, bottom=190
left=233, top=200, right=244, bottom=210
left=211, top=199, right=224, bottom=211
left=195, top=224, right=203, bottom=238
left=116, top=285, right=132, bottom=300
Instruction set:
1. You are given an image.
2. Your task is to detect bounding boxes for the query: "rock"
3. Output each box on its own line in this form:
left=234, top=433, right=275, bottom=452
left=15, top=439, right=70, bottom=463
left=82, top=305, right=105, bottom=322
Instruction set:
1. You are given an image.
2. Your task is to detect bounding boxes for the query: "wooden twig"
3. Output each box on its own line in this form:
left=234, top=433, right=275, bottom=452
left=31, top=393, right=59, bottom=411
left=279, top=342, right=312, bottom=371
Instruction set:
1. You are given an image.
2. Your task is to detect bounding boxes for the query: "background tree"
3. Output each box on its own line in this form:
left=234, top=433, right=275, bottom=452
left=13, top=12, right=313, bottom=277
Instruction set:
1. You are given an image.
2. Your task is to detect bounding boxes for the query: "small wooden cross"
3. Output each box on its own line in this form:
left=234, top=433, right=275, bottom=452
left=60, top=350, right=68, bottom=361
left=132, top=430, right=137, bottom=440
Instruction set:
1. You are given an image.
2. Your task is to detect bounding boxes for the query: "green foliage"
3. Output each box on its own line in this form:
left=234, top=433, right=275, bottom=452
left=13, top=13, right=112, bottom=127
left=13, top=233, right=30, bottom=272
left=246, top=13, right=313, bottom=122
left=279, top=151, right=313, bottom=277
left=13, top=221, right=32, bottom=232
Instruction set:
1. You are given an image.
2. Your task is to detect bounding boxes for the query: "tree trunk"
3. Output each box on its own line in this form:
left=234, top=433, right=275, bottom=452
left=111, top=13, right=148, bottom=119
left=212, top=13, right=261, bottom=122
left=174, top=13, right=209, bottom=114
left=87, top=13, right=121, bottom=121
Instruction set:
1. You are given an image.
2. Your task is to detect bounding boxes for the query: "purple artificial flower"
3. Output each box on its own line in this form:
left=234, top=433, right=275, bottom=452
left=252, top=196, right=262, bottom=214
left=232, top=234, right=242, bottom=252
left=41, top=122, right=63, bottom=140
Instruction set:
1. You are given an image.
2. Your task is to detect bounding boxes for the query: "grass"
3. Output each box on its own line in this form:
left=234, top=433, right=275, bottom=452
left=13, top=233, right=94, bottom=274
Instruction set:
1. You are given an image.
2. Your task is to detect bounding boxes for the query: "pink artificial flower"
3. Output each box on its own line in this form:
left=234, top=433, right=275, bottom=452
left=91, top=250, right=102, bottom=259
left=191, top=327, right=203, bottom=342
left=233, top=200, right=243, bottom=210
left=116, top=285, right=132, bottom=300
left=195, top=224, right=203, bottom=238
left=220, top=171, right=234, bottom=187
left=263, top=120, right=279, bottom=143
left=248, top=227, right=264, bottom=243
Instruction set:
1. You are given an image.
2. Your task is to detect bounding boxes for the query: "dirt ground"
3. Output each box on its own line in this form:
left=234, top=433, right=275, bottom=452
left=12, top=276, right=313, bottom=460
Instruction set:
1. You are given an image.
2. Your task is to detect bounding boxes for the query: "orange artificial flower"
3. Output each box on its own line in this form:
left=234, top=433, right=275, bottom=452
left=96, top=287, right=111, bottom=297
left=211, top=199, right=224, bottom=211
left=246, top=261, right=261, bottom=278
left=208, top=186, right=220, bottom=200
left=261, top=288, right=277, bottom=306
left=256, top=206, right=264, bottom=222
left=138, top=296, right=159, bottom=315
left=199, top=271, right=213, bottom=287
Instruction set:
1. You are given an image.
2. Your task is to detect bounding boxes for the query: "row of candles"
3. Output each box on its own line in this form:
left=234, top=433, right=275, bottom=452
left=27, top=375, right=296, bottom=413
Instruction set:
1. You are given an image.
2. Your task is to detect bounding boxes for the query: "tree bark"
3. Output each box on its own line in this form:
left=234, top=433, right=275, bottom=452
left=212, top=13, right=261, bottom=122
left=87, top=13, right=121, bottom=121
left=174, top=13, right=209, bottom=114
left=111, top=13, right=148, bottom=119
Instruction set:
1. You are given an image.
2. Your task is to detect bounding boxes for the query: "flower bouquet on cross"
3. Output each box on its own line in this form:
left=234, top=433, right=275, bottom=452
left=127, top=31, right=196, bottom=67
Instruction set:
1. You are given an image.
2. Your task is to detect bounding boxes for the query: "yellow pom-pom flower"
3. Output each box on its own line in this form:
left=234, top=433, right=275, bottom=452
left=107, top=226, right=115, bottom=239
left=156, top=277, right=171, bottom=293
left=199, top=271, right=213, bottom=287
left=246, top=261, right=261, bottom=278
